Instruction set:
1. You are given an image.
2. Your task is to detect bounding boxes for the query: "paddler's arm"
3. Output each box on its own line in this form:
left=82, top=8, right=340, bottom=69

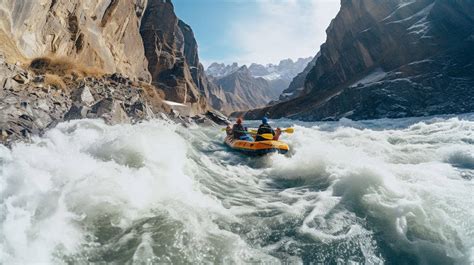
left=273, top=128, right=281, bottom=140
left=226, top=125, right=232, bottom=135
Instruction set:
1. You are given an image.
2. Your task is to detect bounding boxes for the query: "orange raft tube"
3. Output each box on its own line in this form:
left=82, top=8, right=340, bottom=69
left=224, top=135, right=289, bottom=155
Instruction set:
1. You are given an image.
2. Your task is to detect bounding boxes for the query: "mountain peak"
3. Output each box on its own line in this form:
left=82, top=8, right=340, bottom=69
left=206, top=57, right=313, bottom=81
left=238, top=65, right=248, bottom=71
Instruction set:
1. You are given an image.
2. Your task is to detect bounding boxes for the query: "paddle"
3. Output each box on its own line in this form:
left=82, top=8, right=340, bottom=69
left=248, top=128, right=294, bottom=134
left=258, top=133, right=274, bottom=140
left=222, top=127, right=295, bottom=140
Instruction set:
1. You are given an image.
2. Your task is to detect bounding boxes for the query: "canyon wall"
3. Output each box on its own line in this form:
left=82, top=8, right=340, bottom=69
left=0, top=0, right=151, bottom=81
left=243, top=0, right=474, bottom=121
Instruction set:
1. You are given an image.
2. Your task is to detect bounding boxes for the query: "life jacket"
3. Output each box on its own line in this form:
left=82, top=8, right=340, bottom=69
left=256, top=123, right=274, bottom=141
left=232, top=123, right=246, bottom=139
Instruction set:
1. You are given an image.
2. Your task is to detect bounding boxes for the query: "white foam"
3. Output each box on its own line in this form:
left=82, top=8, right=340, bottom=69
left=266, top=116, right=474, bottom=263
left=0, top=119, right=275, bottom=264
left=1, top=115, right=474, bottom=263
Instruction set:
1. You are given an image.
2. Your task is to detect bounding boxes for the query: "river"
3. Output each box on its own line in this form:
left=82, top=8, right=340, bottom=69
left=1, top=115, right=473, bottom=264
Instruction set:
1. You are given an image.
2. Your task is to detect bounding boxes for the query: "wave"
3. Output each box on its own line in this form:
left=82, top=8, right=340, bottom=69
left=1, top=116, right=473, bottom=264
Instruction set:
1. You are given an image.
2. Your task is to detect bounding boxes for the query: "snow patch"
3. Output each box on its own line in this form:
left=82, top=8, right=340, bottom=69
left=350, top=68, right=387, bottom=88
left=206, top=63, right=240, bottom=78
left=408, top=59, right=433, bottom=66
left=382, top=0, right=417, bottom=22
left=163, top=100, right=186, bottom=107
left=385, top=3, right=434, bottom=26
left=255, top=72, right=282, bottom=81
left=407, top=4, right=435, bottom=38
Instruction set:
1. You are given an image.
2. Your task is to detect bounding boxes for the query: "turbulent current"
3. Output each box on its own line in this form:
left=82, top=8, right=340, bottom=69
left=1, top=115, right=473, bottom=264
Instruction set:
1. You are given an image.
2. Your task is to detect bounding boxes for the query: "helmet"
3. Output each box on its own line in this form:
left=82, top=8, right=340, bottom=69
left=262, top=117, right=269, bottom=124
left=236, top=117, right=243, bottom=124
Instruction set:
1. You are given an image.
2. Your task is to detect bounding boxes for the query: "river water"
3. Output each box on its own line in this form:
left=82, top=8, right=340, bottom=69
left=1, top=115, right=473, bottom=264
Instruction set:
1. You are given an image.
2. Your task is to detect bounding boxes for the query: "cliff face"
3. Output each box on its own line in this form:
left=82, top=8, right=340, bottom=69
left=177, top=20, right=228, bottom=113
left=244, top=0, right=474, bottom=121
left=140, top=0, right=210, bottom=114
left=0, top=0, right=151, bottom=81
left=0, top=0, right=227, bottom=117
left=0, top=0, right=230, bottom=145
left=0, top=55, right=168, bottom=146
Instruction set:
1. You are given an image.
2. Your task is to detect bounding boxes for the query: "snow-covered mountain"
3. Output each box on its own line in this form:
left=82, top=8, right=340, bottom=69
left=206, top=62, right=240, bottom=78
left=205, top=57, right=313, bottom=112
left=207, top=57, right=313, bottom=82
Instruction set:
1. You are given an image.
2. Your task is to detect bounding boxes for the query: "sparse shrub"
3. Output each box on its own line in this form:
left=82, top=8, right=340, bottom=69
left=29, top=56, right=105, bottom=78
left=44, top=73, right=66, bottom=90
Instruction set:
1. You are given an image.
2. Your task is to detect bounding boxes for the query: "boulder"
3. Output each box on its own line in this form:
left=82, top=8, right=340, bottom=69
left=64, top=104, right=90, bottom=120
left=205, top=110, right=230, bottom=125
left=91, top=98, right=130, bottom=124
left=78, top=85, right=95, bottom=106
left=105, top=101, right=131, bottom=124
left=12, top=73, right=29, bottom=84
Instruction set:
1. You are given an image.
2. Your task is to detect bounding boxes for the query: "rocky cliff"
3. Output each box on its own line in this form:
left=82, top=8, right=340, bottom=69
left=177, top=20, right=229, bottom=113
left=0, top=0, right=227, bottom=116
left=0, top=55, right=169, bottom=147
left=243, top=0, right=474, bottom=121
left=0, top=0, right=151, bottom=81
left=140, top=0, right=218, bottom=114
left=0, top=0, right=229, bottom=146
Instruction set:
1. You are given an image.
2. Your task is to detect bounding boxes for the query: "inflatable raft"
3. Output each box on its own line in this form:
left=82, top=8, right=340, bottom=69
left=224, top=135, right=289, bottom=155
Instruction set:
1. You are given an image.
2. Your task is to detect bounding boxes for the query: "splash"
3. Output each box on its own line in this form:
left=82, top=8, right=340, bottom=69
left=1, top=115, right=473, bottom=264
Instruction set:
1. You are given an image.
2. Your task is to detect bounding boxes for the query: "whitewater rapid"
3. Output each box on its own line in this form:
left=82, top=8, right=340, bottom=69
left=1, top=115, right=473, bottom=264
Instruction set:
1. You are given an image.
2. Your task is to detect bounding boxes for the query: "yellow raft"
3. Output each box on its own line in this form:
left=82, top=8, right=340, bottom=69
left=224, top=135, right=289, bottom=155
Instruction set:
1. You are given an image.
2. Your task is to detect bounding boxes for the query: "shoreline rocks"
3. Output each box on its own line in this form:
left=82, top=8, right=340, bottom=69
left=0, top=58, right=229, bottom=147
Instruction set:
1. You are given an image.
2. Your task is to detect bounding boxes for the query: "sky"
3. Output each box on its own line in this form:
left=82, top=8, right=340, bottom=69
left=173, top=0, right=341, bottom=67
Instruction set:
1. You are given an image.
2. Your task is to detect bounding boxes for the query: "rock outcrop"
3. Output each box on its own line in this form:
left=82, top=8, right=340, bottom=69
left=0, top=0, right=232, bottom=146
left=0, top=0, right=150, bottom=81
left=0, top=0, right=230, bottom=117
left=140, top=0, right=214, bottom=115
left=177, top=20, right=229, bottom=114
left=243, top=0, right=474, bottom=121
left=0, top=56, right=168, bottom=146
